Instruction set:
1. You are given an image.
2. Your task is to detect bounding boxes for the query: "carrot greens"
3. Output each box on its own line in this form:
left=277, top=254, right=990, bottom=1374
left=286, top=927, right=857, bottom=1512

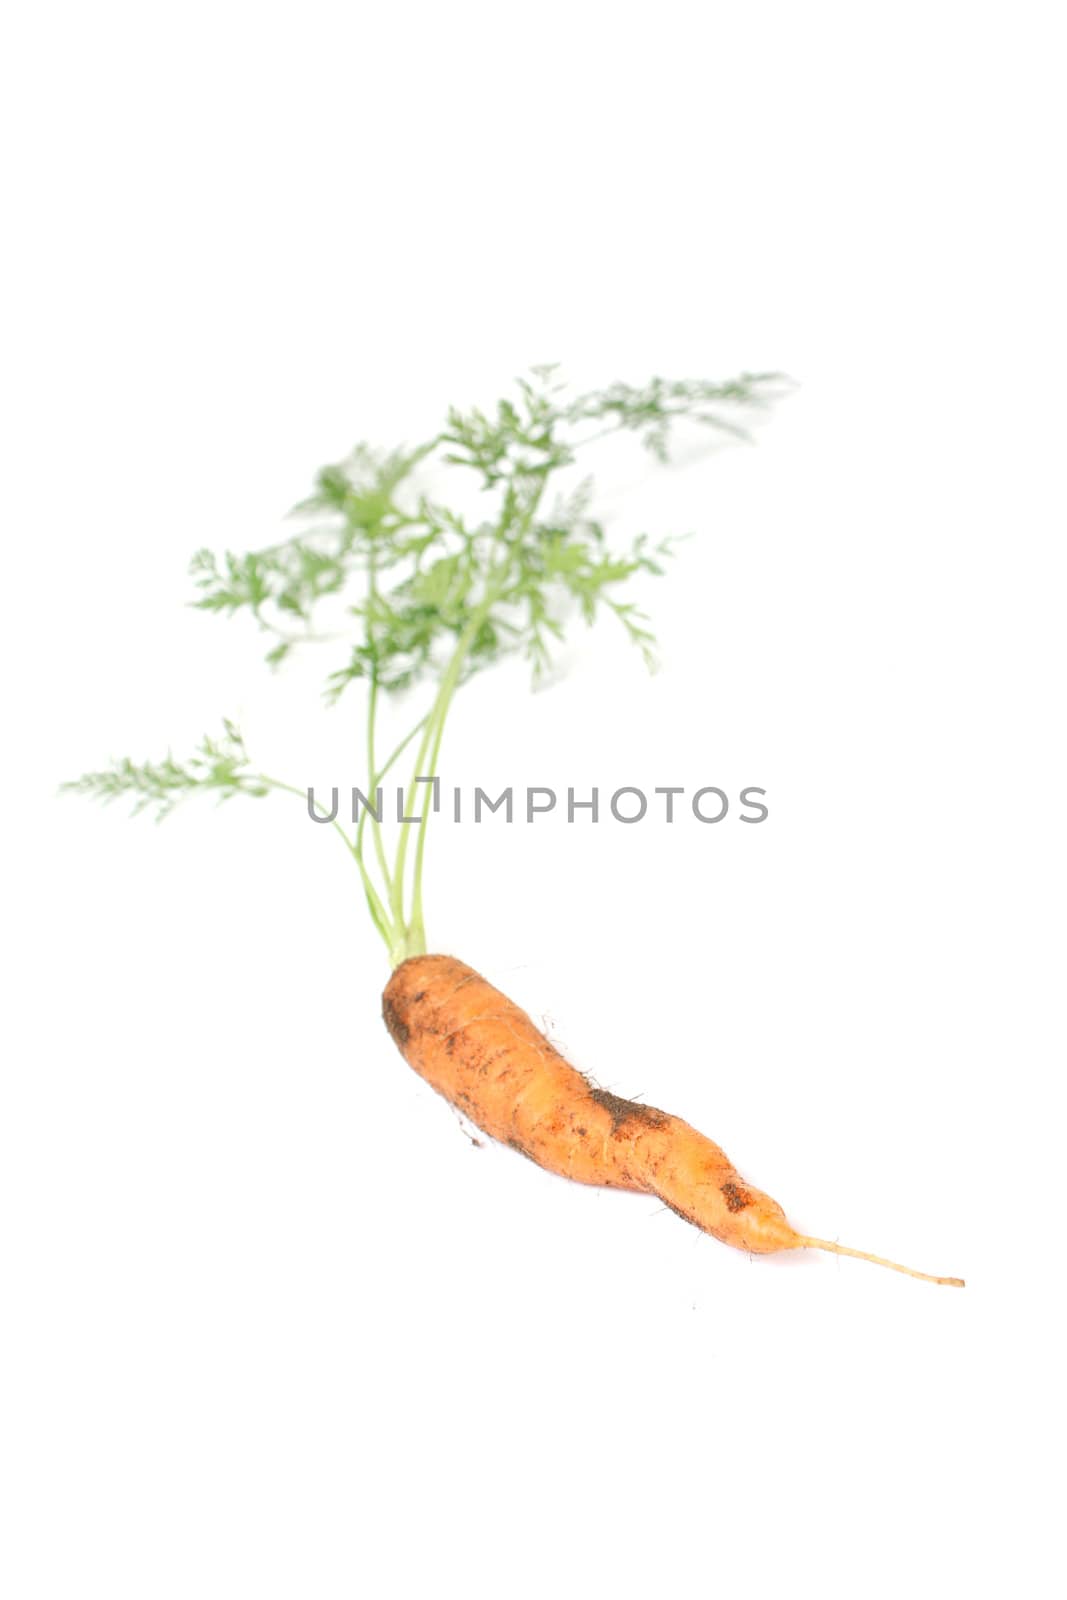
left=64, top=366, right=785, bottom=965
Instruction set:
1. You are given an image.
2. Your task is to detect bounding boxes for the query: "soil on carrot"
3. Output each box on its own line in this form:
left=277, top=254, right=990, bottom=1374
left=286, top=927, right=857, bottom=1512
left=382, top=998, right=410, bottom=1047
left=720, top=1181, right=753, bottom=1213
left=588, top=1087, right=670, bottom=1134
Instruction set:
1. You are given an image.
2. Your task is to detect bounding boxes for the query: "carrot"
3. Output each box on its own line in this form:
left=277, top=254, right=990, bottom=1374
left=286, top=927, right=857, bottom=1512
left=69, top=369, right=962, bottom=1288
left=384, top=955, right=964, bottom=1286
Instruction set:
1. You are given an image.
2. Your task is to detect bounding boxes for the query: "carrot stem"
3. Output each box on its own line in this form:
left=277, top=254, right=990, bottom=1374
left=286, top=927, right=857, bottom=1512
left=797, top=1236, right=964, bottom=1287
left=391, top=612, right=484, bottom=962
left=261, top=777, right=394, bottom=952
left=364, top=548, right=394, bottom=899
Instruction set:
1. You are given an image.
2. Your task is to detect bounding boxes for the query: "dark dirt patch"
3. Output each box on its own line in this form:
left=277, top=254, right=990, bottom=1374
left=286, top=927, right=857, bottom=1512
left=382, top=998, right=410, bottom=1048
left=720, top=1180, right=751, bottom=1213
left=588, top=1087, right=669, bottom=1134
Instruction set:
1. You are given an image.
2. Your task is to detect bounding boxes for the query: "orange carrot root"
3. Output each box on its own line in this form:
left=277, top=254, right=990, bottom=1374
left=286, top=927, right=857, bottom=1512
left=383, top=954, right=963, bottom=1287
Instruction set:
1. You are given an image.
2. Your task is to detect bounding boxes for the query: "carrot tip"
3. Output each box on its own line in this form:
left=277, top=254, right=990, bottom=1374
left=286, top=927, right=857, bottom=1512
left=797, top=1237, right=965, bottom=1287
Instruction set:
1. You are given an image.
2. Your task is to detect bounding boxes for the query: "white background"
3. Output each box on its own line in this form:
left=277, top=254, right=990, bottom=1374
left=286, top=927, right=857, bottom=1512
left=3, top=4, right=1064, bottom=1597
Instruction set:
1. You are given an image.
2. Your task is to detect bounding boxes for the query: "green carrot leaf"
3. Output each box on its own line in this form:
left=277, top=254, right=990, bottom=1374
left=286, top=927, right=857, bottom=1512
left=60, top=722, right=270, bottom=822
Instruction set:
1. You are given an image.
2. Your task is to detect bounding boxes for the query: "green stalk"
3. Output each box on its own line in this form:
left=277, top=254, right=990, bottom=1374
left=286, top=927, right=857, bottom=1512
left=364, top=548, right=393, bottom=897
left=263, top=776, right=395, bottom=954
left=394, top=492, right=545, bottom=965
left=365, top=670, right=393, bottom=898
left=403, top=628, right=478, bottom=960
left=387, top=611, right=486, bottom=965
left=355, top=713, right=429, bottom=868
